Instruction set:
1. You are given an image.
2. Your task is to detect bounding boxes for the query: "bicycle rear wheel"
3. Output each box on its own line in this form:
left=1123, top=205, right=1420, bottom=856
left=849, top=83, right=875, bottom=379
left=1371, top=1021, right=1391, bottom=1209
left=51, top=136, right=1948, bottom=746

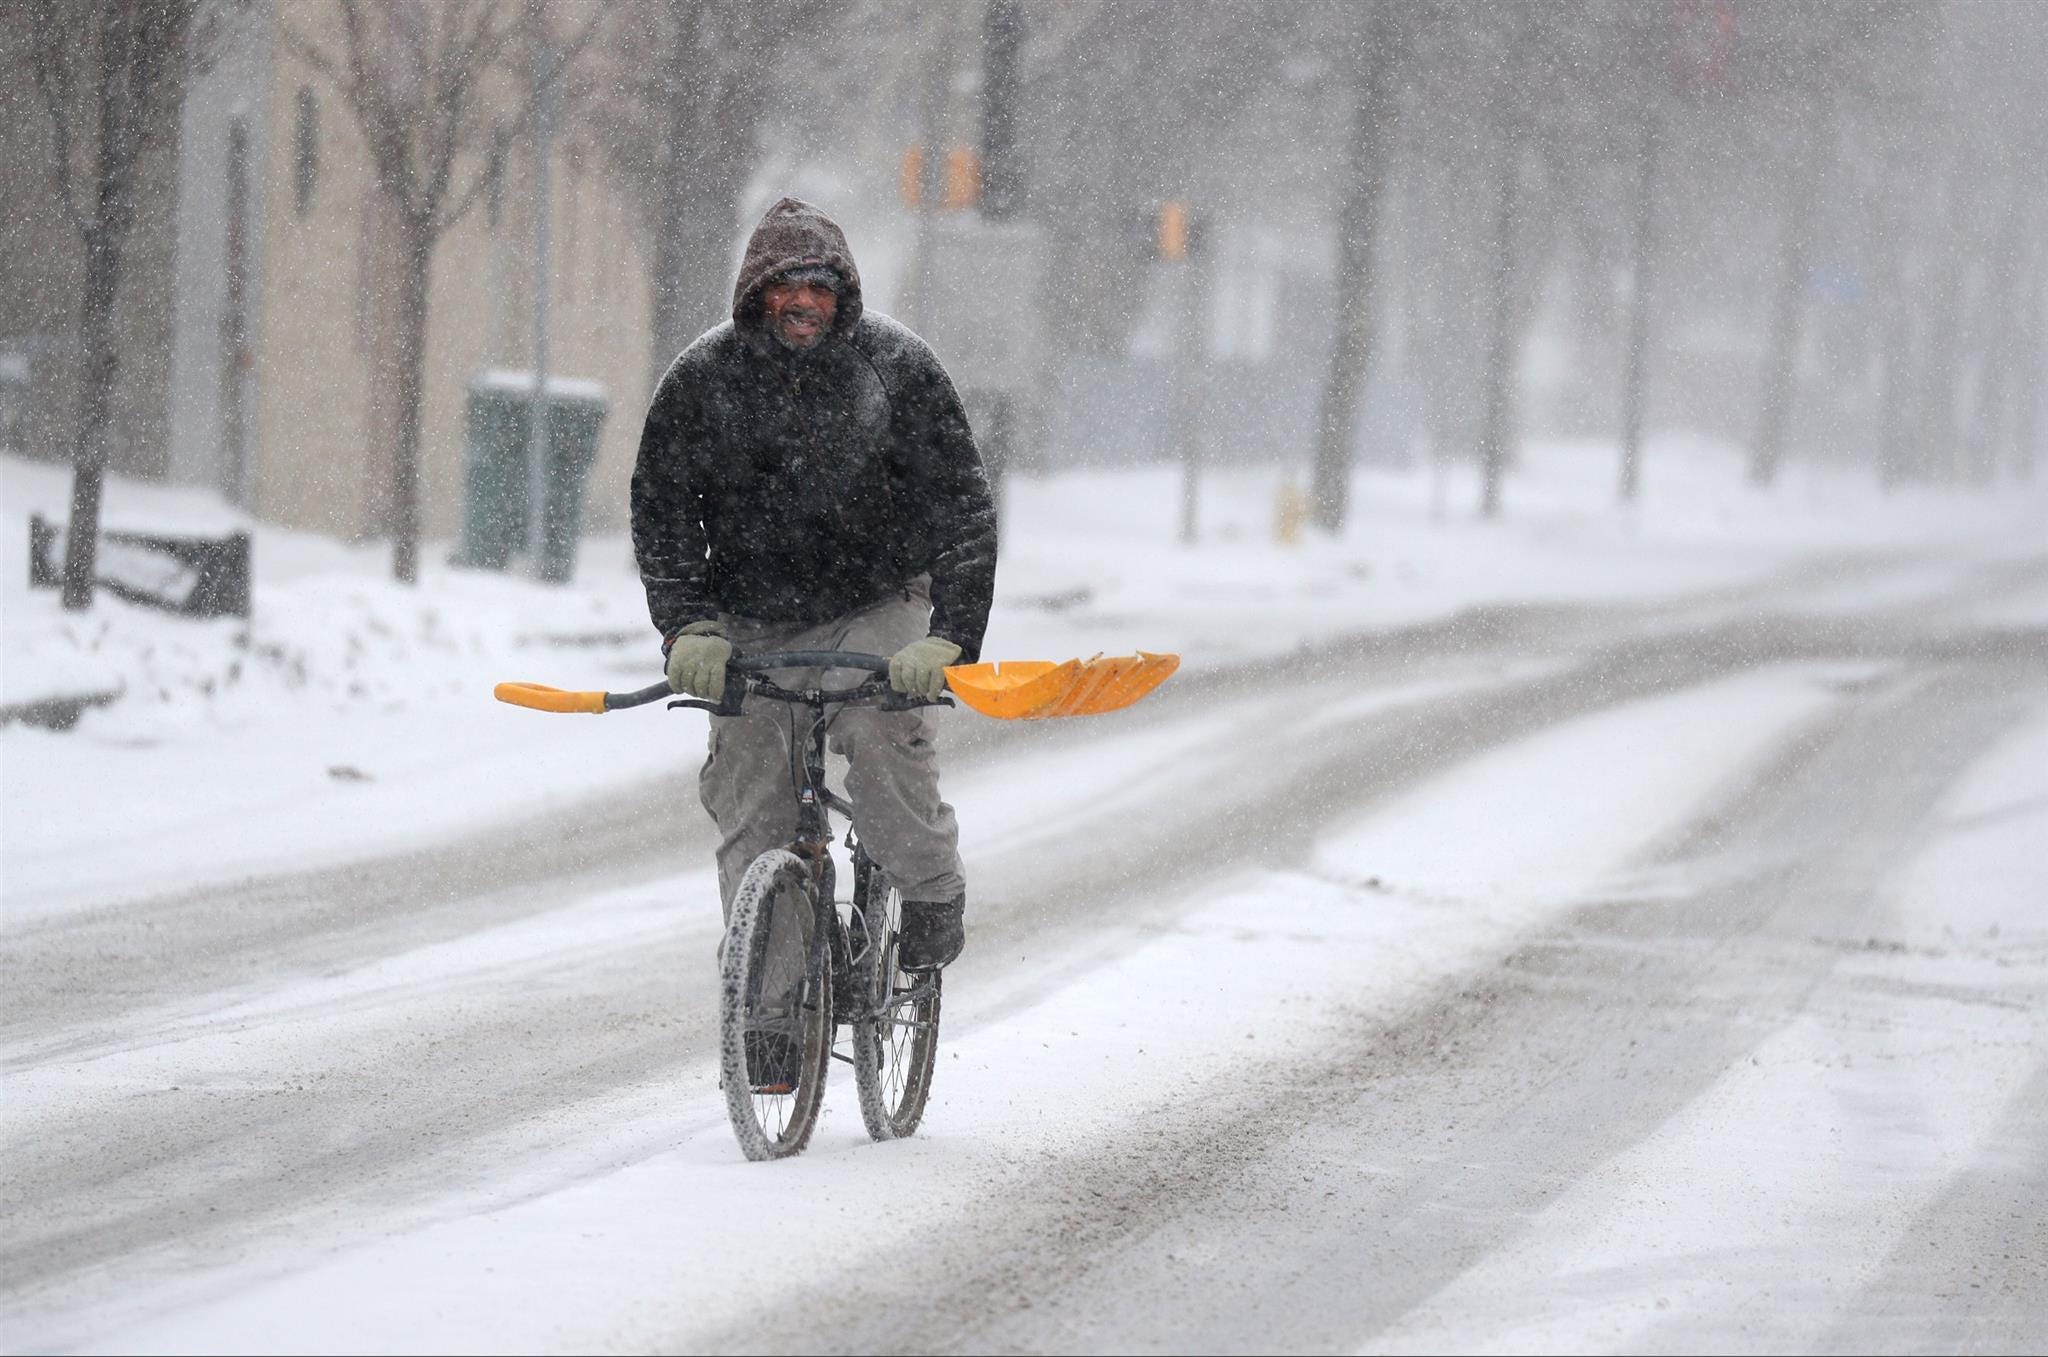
left=849, top=857, right=942, bottom=1140
left=719, top=849, right=831, bottom=1161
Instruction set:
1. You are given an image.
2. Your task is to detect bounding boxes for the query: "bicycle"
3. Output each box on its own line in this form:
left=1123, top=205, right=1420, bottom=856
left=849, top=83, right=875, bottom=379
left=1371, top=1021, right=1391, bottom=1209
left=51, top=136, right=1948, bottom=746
left=645, top=650, right=948, bottom=1159
left=495, top=646, right=1180, bottom=1160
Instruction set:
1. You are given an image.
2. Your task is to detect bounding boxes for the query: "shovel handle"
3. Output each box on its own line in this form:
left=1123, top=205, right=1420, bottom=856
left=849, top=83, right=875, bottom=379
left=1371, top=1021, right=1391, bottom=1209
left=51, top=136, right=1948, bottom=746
left=494, top=681, right=671, bottom=713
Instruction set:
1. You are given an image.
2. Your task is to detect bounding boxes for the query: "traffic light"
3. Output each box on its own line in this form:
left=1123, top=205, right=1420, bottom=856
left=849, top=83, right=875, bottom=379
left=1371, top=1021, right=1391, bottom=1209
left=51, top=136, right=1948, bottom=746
left=943, top=147, right=982, bottom=210
left=1158, top=200, right=1190, bottom=261
left=899, top=146, right=983, bottom=210
left=900, top=146, right=925, bottom=209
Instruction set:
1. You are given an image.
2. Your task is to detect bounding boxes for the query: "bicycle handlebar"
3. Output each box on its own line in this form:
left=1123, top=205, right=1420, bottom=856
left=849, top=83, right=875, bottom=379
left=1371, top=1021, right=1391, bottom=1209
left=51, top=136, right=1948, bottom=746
left=499, top=650, right=944, bottom=717
left=672, top=649, right=946, bottom=718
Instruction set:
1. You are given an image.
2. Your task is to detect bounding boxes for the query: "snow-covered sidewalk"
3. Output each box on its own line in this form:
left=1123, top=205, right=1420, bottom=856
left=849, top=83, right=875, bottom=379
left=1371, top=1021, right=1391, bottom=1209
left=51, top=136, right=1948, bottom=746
left=3, top=437, right=2043, bottom=916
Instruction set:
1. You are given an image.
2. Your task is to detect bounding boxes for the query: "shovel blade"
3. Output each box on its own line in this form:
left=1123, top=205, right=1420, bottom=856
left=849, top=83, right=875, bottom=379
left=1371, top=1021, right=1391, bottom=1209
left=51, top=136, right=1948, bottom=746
left=944, top=652, right=1179, bottom=720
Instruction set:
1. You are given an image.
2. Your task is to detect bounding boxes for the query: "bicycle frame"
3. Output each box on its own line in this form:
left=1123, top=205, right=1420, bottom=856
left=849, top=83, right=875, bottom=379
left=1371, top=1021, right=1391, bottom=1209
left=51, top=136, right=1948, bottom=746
left=670, top=651, right=948, bottom=1014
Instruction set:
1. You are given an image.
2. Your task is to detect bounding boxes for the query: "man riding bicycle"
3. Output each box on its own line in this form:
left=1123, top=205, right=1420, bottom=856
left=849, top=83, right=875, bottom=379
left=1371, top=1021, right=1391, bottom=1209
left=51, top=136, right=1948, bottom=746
left=631, top=196, right=997, bottom=975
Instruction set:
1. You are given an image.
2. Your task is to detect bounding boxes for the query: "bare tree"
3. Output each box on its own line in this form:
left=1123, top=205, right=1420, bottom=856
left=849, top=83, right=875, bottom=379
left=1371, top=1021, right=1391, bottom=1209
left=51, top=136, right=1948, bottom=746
left=288, top=0, right=597, bottom=584
left=1307, top=2, right=1402, bottom=533
left=1475, top=16, right=1534, bottom=521
left=1613, top=2, right=1677, bottom=506
left=590, top=0, right=832, bottom=384
left=1748, top=91, right=1832, bottom=487
left=20, top=0, right=211, bottom=611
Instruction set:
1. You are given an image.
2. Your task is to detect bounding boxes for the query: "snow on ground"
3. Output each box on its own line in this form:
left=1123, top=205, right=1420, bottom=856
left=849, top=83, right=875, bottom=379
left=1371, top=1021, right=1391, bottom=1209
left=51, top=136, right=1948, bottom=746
left=1358, top=698, right=2048, bottom=1356
left=4, top=437, right=2044, bottom=918
left=54, top=663, right=1857, bottom=1355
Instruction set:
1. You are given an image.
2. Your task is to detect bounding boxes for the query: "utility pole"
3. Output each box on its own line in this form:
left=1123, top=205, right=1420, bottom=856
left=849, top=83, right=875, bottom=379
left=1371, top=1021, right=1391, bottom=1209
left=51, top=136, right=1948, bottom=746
left=981, top=0, right=1023, bottom=220
left=1477, top=88, right=1524, bottom=520
left=979, top=0, right=1024, bottom=505
left=1751, top=93, right=1829, bottom=488
left=1618, top=96, right=1662, bottom=504
left=901, top=7, right=961, bottom=328
left=1161, top=202, right=1207, bottom=544
left=525, top=4, right=557, bottom=579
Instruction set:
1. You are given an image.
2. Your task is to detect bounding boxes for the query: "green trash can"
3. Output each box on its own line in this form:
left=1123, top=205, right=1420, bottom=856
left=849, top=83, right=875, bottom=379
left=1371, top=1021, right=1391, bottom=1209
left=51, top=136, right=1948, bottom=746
left=455, top=372, right=609, bottom=580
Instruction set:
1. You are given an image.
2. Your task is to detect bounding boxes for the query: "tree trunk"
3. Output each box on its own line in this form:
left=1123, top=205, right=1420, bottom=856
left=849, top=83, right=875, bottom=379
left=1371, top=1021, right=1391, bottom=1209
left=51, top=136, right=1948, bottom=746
left=1913, top=193, right=1969, bottom=484
left=1308, top=4, right=1399, bottom=533
left=647, top=212, right=691, bottom=382
left=2011, top=230, right=2045, bottom=482
left=60, top=225, right=123, bottom=610
left=1617, top=100, right=1661, bottom=504
left=645, top=80, right=756, bottom=383
left=980, top=0, right=1025, bottom=222
left=390, top=218, right=433, bottom=585
left=1172, top=234, right=1214, bottom=544
left=1477, top=103, right=1523, bottom=520
left=1965, top=186, right=2028, bottom=484
left=899, top=7, right=961, bottom=332
left=1875, top=239, right=1914, bottom=490
left=1750, top=96, right=1829, bottom=488
left=645, top=13, right=703, bottom=382
left=59, top=1, right=145, bottom=612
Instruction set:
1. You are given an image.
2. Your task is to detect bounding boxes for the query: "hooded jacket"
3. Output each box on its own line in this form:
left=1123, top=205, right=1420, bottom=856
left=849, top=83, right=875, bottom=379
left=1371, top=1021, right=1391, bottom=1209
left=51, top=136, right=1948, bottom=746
left=630, top=198, right=998, bottom=661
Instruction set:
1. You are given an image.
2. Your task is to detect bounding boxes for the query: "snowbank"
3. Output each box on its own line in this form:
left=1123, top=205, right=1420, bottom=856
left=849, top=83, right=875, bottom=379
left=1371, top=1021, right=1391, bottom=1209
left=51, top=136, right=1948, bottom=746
left=3, top=438, right=2042, bottom=913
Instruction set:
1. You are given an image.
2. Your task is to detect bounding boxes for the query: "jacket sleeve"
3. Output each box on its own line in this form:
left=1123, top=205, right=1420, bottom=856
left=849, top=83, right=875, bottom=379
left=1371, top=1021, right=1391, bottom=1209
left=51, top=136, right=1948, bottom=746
left=888, top=336, right=998, bottom=663
left=629, top=363, right=718, bottom=644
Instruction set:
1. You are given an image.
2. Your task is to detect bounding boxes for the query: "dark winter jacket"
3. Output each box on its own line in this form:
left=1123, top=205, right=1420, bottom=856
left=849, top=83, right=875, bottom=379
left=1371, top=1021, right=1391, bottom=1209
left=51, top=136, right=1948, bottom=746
left=630, top=198, right=999, bottom=661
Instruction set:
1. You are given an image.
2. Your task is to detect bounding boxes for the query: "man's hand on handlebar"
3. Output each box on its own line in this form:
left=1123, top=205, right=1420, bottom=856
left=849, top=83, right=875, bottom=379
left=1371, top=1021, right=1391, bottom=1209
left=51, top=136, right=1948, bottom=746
left=889, top=635, right=961, bottom=702
left=665, top=621, right=732, bottom=702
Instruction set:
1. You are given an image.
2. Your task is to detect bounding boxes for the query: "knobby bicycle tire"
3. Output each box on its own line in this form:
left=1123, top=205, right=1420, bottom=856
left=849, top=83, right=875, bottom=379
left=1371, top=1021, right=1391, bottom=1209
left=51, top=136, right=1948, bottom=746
left=719, top=850, right=832, bottom=1161
left=849, top=857, right=942, bottom=1140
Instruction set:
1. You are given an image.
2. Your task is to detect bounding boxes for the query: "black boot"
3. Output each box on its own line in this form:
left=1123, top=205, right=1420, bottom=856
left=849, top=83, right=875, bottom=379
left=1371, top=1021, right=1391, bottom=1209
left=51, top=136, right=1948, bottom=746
left=899, top=896, right=964, bottom=972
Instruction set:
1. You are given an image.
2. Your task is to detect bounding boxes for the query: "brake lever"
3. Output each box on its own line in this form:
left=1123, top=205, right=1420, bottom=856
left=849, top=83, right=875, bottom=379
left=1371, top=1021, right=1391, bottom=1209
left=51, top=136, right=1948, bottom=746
left=880, top=691, right=956, bottom=713
left=667, top=689, right=747, bottom=717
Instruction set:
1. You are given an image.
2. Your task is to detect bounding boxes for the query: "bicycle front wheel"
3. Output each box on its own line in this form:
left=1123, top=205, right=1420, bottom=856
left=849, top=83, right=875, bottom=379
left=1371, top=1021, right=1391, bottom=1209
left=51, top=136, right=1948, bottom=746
left=719, top=849, right=832, bottom=1161
left=849, top=859, right=942, bottom=1140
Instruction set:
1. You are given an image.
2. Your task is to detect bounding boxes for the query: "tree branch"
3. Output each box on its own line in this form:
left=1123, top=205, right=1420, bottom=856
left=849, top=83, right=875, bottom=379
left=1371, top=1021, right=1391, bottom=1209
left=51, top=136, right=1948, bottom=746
left=333, top=0, right=422, bottom=220
left=431, top=3, right=607, bottom=238
left=26, top=3, right=91, bottom=238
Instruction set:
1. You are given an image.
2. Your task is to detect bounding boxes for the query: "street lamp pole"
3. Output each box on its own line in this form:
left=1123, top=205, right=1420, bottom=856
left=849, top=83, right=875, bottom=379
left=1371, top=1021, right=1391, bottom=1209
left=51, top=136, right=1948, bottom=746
left=525, top=10, right=557, bottom=578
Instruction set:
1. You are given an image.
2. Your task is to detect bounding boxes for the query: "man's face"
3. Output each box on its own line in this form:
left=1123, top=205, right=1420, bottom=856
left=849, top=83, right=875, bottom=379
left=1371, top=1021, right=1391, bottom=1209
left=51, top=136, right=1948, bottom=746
left=761, top=278, right=838, bottom=350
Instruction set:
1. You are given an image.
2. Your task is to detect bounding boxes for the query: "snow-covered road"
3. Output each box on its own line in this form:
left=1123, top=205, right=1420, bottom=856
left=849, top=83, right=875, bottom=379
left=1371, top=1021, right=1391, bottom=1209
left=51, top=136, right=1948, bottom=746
left=4, top=555, right=2046, bottom=1355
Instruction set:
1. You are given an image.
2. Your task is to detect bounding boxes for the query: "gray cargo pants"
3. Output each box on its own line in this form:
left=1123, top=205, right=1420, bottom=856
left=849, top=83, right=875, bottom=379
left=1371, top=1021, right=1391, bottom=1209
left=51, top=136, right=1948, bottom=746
left=702, top=577, right=966, bottom=912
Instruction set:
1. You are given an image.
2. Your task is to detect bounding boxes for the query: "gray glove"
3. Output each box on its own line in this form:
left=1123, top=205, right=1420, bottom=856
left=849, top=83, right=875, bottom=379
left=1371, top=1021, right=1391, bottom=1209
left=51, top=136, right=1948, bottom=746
left=889, top=635, right=962, bottom=701
left=665, top=621, right=732, bottom=701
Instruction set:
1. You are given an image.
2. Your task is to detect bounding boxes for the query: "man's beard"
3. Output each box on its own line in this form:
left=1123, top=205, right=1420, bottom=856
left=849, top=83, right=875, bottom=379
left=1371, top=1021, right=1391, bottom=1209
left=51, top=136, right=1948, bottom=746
left=773, top=308, right=828, bottom=349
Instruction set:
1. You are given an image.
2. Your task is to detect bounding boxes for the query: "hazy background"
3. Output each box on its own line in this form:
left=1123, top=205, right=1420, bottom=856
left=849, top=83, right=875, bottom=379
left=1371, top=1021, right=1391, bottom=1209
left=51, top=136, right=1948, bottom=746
left=5, top=0, right=2043, bottom=572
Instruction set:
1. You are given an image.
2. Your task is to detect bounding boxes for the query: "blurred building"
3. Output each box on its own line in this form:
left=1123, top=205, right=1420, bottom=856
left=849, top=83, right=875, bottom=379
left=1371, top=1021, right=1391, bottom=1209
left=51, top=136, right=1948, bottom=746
left=168, top=2, right=654, bottom=543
